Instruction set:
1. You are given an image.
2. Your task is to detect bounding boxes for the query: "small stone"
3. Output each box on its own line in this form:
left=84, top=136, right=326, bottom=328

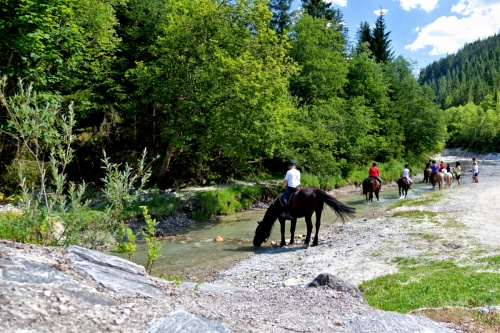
left=213, top=236, right=224, bottom=242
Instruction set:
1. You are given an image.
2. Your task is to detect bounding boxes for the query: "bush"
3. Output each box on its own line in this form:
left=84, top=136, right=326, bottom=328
left=192, top=185, right=268, bottom=220
left=122, top=191, right=181, bottom=219
left=301, top=173, right=346, bottom=190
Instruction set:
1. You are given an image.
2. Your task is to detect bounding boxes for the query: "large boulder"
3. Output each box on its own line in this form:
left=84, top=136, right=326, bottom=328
left=66, top=246, right=167, bottom=300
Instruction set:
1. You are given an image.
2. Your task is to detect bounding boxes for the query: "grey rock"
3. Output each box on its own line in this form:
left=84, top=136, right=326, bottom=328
left=1, top=257, right=74, bottom=285
left=67, top=246, right=167, bottom=300
left=307, top=273, right=365, bottom=300
left=148, top=308, right=232, bottom=333
left=0, top=250, right=117, bottom=306
left=344, top=310, right=457, bottom=333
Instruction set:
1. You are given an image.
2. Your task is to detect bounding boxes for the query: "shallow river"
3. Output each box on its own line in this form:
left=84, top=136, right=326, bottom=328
left=122, top=182, right=435, bottom=279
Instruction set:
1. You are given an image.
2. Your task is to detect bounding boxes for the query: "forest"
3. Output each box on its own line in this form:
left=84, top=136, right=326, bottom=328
left=419, top=33, right=500, bottom=152
left=0, top=0, right=450, bottom=192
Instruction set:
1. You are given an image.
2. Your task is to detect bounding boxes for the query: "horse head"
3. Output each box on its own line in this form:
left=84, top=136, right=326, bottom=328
left=253, top=220, right=271, bottom=247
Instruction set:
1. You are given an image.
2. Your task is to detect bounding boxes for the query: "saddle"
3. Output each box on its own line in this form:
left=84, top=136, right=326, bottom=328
left=279, top=185, right=303, bottom=207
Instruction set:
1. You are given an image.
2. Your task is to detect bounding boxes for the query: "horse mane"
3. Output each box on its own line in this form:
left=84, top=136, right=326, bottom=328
left=256, top=198, right=280, bottom=240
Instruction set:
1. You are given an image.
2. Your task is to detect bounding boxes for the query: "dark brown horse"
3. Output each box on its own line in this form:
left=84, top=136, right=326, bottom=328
left=423, top=167, right=432, bottom=183
left=253, top=187, right=355, bottom=248
left=362, top=177, right=380, bottom=202
left=397, top=177, right=410, bottom=197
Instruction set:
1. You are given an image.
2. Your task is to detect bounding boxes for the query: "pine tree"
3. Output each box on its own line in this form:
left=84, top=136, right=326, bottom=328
left=269, top=0, right=293, bottom=34
left=371, top=9, right=394, bottom=63
left=301, top=0, right=336, bottom=20
left=356, top=21, right=372, bottom=53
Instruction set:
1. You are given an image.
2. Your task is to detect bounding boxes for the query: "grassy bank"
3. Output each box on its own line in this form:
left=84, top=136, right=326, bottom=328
left=359, top=190, right=500, bottom=332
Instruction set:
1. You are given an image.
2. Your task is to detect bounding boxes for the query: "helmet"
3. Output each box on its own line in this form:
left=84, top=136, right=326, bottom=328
left=287, top=160, right=296, bottom=166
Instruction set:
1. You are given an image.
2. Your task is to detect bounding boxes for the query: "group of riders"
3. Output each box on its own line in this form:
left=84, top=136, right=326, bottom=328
left=280, top=156, right=479, bottom=218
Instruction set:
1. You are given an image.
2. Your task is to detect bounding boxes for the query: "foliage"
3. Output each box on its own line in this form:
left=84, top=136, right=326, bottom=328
left=444, top=97, right=500, bottom=152
left=269, top=0, right=294, bottom=34
left=0, top=0, right=456, bottom=193
left=160, top=274, right=182, bottom=286
left=419, top=33, right=500, bottom=108
left=122, top=191, right=181, bottom=221
left=300, top=172, right=346, bottom=190
left=140, top=206, right=162, bottom=274
left=115, top=227, right=136, bottom=261
left=126, top=0, right=295, bottom=186
left=359, top=260, right=500, bottom=313
left=370, top=9, right=394, bottom=63
left=100, top=148, right=153, bottom=229
left=0, top=81, right=153, bottom=248
left=346, top=160, right=405, bottom=185
left=192, top=185, right=269, bottom=220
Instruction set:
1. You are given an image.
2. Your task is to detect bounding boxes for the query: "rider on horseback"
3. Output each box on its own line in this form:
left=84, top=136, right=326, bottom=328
left=369, top=162, right=382, bottom=191
left=430, top=160, right=440, bottom=183
left=403, top=164, right=412, bottom=188
left=281, top=160, right=301, bottom=218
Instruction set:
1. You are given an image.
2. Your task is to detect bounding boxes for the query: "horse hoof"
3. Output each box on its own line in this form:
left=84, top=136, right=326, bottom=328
left=302, top=243, right=309, bottom=249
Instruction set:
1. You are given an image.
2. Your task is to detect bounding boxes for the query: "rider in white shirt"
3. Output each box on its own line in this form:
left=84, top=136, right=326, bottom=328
left=281, top=160, right=301, bottom=218
left=403, top=164, right=412, bottom=187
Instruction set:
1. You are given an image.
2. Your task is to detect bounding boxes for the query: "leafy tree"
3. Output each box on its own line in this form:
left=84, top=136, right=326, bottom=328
left=343, top=44, right=390, bottom=163
left=385, top=57, right=446, bottom=158
left=289, top=15, right=347, bottom=105
left=128, top=0, right=296, bottom=186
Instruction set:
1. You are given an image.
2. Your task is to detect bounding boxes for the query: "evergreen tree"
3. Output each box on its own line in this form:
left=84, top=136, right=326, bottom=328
left=371, top=9, right=394, bottom=63
left=301, top=0, right=336, bottom=21
left=269, top=0, right=293, bottom=34
left=355, top=21, right=372, bottom=53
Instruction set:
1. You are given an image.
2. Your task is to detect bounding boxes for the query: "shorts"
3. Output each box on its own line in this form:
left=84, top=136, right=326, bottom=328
left=456, top=175, right=461, bottom=179
left=473, top=172, right=478, bottom=177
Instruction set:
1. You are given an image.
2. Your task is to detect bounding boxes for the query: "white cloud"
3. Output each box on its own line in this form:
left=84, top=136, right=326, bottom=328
left=399, top=0, right=439, bottom=12
left=405, top=1, right=500, bottom=55
left=325, top=0, right=347, bottom=6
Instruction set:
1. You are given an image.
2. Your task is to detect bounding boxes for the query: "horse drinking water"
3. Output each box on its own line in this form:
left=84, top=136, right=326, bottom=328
left=253, top=186, right=355, bottom=248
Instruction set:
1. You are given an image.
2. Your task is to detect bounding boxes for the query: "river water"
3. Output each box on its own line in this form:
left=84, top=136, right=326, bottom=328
left=121, top=182, right=433, bottom=279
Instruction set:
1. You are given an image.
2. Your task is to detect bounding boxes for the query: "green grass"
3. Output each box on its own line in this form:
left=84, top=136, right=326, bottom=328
left=480, top=255, right=500, bottom=269
left=359, top=260, right=500, bottom=313
left=391, top=210, right=438, bottom=219
left=387, top=193, right=444, bottom=210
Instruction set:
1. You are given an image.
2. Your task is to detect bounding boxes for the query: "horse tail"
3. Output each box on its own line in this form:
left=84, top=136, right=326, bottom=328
left=315, top=188, right=356, bottom=221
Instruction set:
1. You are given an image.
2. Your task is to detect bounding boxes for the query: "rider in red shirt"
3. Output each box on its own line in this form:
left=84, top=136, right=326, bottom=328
left=369, top=162, right=382, bottom=191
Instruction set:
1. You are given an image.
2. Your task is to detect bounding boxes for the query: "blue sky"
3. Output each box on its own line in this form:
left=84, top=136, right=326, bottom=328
left=291, top=0, right=500, bottom=70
